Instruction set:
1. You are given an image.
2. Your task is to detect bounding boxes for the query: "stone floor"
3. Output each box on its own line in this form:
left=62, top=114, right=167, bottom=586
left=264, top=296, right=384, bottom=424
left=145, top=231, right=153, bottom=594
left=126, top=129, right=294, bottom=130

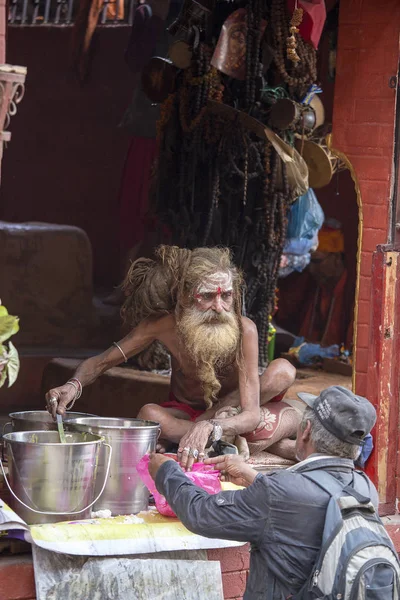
left=282, top=368, right=352, bottom=415
left=287, top=368, right=352, bottom=400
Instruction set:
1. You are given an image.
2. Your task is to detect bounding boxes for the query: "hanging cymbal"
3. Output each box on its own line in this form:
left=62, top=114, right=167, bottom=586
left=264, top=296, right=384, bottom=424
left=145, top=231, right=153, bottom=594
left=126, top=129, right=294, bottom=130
left=295, top=139, right=333, bottom=189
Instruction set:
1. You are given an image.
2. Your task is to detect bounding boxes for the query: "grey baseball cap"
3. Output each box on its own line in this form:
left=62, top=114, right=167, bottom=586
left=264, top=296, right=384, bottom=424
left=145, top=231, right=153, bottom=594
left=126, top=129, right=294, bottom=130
left=297, top=386, right=376, bottom=445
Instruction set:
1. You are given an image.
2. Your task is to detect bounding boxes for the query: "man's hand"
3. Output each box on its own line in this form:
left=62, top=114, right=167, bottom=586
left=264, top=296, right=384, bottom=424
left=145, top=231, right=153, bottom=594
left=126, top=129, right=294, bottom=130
left=148, top=453, right=176, bottom=481
left=178, top=421, right=214, bottom=471
left=204, top=455, right=257, bottom=488
left=45, top=385, right=76, bottom=419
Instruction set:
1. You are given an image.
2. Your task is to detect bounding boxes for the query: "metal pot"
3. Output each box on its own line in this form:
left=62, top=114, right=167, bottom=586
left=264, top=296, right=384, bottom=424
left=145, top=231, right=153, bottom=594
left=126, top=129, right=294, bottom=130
left=67, top=417, right=160, bottom=515
left=1, top=430, right=112, bottom=525
left=4, top=411, right=97, bottom=434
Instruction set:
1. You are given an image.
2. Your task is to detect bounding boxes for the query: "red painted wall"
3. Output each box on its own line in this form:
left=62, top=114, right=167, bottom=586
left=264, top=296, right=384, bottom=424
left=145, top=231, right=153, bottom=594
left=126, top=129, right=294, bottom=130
left=332, top=0, right=399, bottom=398
left=0, top=26, right=132, bottom=288
left=332, top=0, right=400, bottom=511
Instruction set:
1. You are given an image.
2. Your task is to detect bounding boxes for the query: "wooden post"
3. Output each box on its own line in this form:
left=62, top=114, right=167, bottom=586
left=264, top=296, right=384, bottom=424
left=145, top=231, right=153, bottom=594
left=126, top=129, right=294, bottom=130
left=366, top=245, right=400, bottom=515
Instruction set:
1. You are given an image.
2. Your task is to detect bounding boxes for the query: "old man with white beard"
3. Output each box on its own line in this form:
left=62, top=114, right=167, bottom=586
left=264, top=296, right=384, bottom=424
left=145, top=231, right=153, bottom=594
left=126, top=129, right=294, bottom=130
left=45, top=246, right=297, bottom=469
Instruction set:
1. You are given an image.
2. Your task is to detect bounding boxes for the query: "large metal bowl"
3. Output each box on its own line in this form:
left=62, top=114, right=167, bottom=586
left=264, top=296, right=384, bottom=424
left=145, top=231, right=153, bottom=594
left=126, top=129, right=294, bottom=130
left=5, top=410, right=97, bottom=433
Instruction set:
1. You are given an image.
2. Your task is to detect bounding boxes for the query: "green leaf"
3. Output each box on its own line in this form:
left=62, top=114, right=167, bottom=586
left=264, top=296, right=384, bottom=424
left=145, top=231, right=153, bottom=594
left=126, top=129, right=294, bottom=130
left=0, top=315, right=19, bottom=343
left=0, top=306, right=8, bottom=317
left=0, top=366, right=7, bottom=388
left=6, top=341, right=20, bottom=387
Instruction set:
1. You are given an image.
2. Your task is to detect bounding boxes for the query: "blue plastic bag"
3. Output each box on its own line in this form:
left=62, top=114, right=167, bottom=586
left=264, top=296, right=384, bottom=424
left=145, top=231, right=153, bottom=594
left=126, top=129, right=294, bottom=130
left=279, top=189, right=324, bottom=278
left=286, top=189, right=324, bottom=242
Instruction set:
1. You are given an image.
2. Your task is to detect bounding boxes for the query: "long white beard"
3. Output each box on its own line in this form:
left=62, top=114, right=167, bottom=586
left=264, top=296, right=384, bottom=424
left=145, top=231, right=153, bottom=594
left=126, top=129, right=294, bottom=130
left=177, top=307, right=240, bottom=408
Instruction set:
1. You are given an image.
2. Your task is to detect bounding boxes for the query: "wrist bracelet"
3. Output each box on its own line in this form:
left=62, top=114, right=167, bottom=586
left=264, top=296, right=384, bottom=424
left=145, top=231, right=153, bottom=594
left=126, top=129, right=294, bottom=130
left=65, top=378, right=82, bottom=412
left=113, top=342, right=128, bottom=363
left=66, top=380, right=79, bottom=397
left=66, top=379, right=82, bottom=399
left=66, top=397, right=77, bottom=411
left=69, top=378, right=83, bottom=398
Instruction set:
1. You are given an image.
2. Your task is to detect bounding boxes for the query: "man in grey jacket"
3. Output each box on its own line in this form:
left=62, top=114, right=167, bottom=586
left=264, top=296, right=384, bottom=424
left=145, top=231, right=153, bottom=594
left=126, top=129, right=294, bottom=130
left=148, top=386, right=377, bottom=600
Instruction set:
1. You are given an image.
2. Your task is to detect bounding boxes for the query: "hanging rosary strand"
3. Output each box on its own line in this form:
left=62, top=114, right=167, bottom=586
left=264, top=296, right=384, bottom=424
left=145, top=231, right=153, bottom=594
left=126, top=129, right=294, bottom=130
left=287, top=1, right=304, bottom=64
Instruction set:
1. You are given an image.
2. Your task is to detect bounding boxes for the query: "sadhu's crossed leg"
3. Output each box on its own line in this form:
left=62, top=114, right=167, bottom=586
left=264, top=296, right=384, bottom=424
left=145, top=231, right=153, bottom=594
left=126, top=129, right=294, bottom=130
left=138, top=359, right=299, bottom=457
left=211, top=359, right=301, bottom=462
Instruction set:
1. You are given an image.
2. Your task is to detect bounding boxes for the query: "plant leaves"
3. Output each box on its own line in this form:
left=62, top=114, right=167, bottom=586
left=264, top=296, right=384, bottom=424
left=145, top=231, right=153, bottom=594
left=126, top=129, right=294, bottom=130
left=0, top=315, right=19, bottom=343
left=6, top=341, right=20, bottom=388
left=0, top=305, right=8, bottom=317
left=0, top=365, right=7, bottom=388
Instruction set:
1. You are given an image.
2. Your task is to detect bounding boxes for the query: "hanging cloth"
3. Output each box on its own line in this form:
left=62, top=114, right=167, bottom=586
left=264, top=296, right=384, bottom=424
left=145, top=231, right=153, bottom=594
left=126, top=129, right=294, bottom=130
left=286, top=0, right=327, bottom=50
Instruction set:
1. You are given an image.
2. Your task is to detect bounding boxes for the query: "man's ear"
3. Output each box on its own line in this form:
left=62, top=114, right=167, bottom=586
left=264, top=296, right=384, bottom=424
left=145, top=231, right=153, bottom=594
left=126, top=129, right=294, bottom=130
left=301, top=419, right=312, bottom=443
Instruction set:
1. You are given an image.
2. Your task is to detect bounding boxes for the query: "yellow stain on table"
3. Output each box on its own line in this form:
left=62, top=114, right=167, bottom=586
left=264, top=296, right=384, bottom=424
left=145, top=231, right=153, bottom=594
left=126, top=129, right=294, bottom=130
left=30, top=482, right=242, bottom=544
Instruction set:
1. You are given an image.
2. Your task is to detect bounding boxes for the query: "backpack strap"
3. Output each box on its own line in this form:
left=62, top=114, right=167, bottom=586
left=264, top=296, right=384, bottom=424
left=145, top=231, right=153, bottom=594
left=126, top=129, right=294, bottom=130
left=301, top=469, right=372, bottom=504
left=301, top=470, right=346, bottom=497
left=340, top=469, right=371, bottom=502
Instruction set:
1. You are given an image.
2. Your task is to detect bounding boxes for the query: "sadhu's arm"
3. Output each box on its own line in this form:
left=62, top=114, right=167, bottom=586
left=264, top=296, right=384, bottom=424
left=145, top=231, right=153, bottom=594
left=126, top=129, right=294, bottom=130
left=46, top=316, right=170, bottom=416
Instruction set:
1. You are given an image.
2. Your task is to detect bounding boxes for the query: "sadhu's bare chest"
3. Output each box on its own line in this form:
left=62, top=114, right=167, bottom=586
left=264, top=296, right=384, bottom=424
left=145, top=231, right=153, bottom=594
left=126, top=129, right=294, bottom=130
left=170, top=351, right=239, bottom=394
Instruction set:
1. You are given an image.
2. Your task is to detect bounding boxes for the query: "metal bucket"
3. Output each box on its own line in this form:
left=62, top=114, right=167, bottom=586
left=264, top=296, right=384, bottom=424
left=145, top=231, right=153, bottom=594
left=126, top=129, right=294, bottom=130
left=0, top=430, right=112, bottom=525
left=3, top=411, right=97, bottom=434
left=68, top=417, right=160, bottom=515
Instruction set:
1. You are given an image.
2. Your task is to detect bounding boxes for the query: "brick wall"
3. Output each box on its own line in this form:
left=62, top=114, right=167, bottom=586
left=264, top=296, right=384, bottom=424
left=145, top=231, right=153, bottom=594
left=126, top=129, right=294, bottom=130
left=2, top=539, right=399, bottom=600
left=332, top=0, right=400, bottom=397
left=0, top=556, right=36, bottom=600
left=208, top=545, right=250, bottom=600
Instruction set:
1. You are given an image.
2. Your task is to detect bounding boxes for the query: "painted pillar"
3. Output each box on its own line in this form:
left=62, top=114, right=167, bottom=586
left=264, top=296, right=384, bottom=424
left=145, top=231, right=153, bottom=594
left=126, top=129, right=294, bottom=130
left=366, top=247, right=400, bottom=514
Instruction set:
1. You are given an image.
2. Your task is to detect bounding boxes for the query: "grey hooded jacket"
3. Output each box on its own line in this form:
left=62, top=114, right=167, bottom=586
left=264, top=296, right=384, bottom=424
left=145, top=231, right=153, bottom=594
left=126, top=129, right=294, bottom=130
left=155, top=455, right=378, bottom=600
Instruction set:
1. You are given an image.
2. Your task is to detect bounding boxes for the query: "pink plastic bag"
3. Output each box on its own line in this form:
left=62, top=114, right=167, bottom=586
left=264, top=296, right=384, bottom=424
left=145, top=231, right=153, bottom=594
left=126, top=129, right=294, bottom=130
left=137, top=454, right=221, bottom=517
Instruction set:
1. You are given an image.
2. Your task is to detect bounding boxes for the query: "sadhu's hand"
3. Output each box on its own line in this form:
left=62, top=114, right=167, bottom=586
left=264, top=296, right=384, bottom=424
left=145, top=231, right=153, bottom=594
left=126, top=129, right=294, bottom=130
left=204, top=454, right=258, bottom=488
left=178, top=421, right=214, bottom=471
left=45, top=385, right=75, bottom=419
left=148, top=453, right=175, bottom=481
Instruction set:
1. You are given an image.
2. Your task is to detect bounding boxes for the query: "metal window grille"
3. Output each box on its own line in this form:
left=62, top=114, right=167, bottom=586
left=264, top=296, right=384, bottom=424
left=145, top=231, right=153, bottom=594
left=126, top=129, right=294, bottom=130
left=9, top=0, right=136, bottom=25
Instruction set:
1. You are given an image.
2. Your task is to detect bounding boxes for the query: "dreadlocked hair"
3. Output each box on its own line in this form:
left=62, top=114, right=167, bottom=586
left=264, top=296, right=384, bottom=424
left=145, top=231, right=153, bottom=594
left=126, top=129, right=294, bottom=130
left=121, top=245, right=244, bottom=327
left=121, top=245, right=192, bottom=327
